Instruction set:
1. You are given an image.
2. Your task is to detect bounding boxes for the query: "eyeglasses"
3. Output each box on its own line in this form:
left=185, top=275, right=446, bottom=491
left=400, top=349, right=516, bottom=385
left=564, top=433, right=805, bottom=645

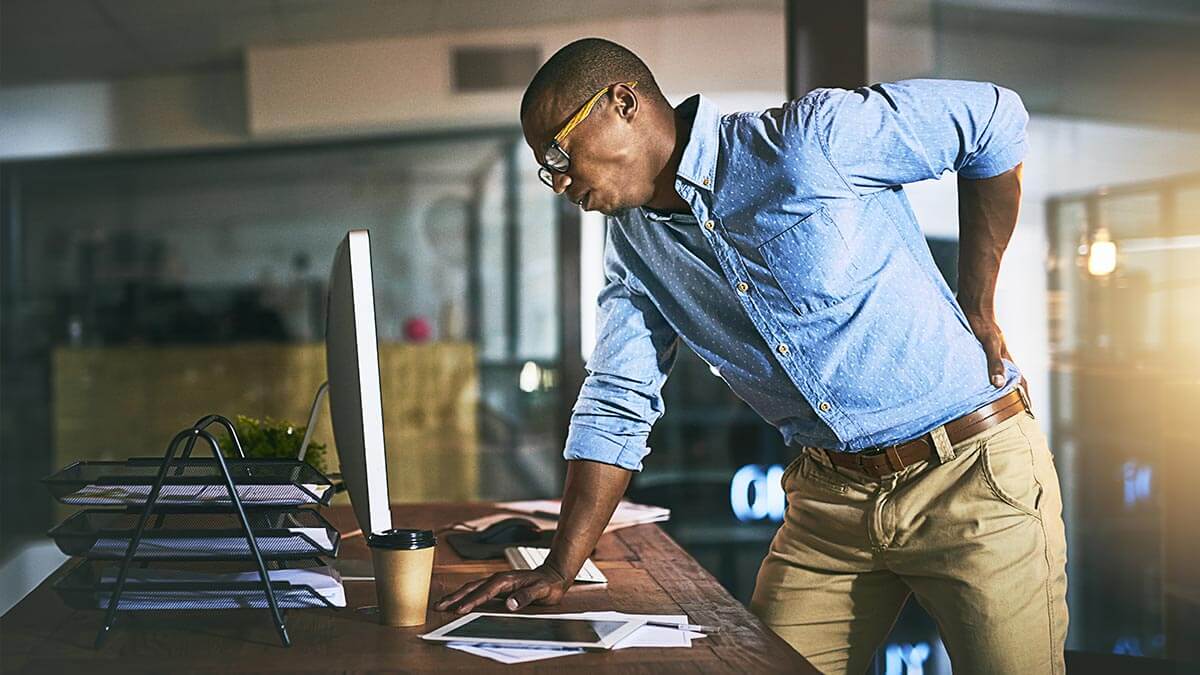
left=537, top=81, right=638, bottom=188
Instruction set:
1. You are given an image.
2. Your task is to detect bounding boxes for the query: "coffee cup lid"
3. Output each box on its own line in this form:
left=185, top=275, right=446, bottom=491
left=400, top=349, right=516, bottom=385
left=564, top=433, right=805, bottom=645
left=367, top=528, right=436, bottom=550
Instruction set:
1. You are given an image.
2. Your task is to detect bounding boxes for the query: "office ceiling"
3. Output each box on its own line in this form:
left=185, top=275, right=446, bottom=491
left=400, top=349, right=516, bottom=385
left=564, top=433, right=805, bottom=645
left=0, top=0, right=782, bottom=86
left=20, top=135, right=513, bottom=187
left=4, top=0, right=1198, bottom=87
left=3, top=0, right=1197, bottom=129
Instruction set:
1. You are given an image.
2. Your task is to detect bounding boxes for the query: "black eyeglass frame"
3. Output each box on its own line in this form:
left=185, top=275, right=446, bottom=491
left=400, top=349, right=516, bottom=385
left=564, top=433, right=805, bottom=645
left=535, top=81, right=638, bottom=189
left=537, top=144, right=571, bottom=188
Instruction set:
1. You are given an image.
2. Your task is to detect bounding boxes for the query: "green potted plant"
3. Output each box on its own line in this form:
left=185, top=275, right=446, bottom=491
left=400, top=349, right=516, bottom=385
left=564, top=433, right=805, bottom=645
left=218, top=414, right=330, bottom=475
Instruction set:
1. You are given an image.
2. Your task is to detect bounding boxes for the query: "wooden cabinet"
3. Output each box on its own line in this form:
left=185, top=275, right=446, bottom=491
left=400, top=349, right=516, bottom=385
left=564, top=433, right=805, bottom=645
left=53, top=342, right=479, bottom=513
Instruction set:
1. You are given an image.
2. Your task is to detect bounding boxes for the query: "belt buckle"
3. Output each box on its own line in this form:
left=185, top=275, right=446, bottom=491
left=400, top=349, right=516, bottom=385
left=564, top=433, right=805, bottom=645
left=851, top=445, right=895, bottom=477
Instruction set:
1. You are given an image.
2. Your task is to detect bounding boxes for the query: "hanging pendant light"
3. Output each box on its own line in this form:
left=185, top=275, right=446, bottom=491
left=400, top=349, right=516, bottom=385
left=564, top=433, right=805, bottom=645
left=1086, top=227, right=1118, bottom=277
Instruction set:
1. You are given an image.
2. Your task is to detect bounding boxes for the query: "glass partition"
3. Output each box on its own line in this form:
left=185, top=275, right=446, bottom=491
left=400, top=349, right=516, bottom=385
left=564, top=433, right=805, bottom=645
left=0, top=132, right=562, bottom=548
left=1048, top=174, right=1200, bottom=658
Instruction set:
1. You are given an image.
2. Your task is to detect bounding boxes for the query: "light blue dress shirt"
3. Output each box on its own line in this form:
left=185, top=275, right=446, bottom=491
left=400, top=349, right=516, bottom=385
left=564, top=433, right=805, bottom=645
left=565, top=79, right=1028, bottom=471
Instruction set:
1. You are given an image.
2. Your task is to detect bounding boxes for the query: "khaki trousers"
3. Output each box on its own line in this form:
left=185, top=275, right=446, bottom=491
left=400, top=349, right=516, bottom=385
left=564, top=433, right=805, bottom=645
left=750, top=411, right=1068, bottom=674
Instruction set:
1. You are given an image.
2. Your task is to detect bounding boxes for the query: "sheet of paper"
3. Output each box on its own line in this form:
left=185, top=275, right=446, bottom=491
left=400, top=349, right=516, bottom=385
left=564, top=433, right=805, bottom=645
left=454, top=512, right=559, bottom=533
left=194, top=484, right=328, bottom=504
left=100, top=564, right=343, bottom=588
left=614, top=624, right=701, bottom=649
left=495, top=499, right=670, bottom=533
left=97, top=589, right=343, bottom=610
left=63, top=484, right=206, bottom=505
left=298, top=483, right=331, bottom=499
left=64, top=483, right=329, bottom=506
left=95, top=565, right=346, bottom=608
left=446, top=642, right=583, bottom=664
left=88, top=528, right=333, bottom=558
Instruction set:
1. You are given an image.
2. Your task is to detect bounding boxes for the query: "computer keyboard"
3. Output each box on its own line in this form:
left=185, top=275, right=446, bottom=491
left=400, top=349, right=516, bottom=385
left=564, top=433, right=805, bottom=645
left=503, top=546, right=608, bottom=584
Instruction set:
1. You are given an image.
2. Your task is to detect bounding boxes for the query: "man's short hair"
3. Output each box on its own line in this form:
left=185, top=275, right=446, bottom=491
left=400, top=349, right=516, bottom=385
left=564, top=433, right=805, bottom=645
left=520, top=38, right=666, bottom=123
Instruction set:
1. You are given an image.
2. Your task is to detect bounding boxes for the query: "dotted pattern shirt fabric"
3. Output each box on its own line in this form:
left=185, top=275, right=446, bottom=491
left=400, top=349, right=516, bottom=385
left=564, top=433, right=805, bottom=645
left=565, top=79, right=1029, bottom=471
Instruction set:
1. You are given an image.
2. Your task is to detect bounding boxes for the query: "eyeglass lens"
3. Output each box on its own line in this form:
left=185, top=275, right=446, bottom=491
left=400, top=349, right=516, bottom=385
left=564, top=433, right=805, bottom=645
left=538, top=143, right=570, bottom=187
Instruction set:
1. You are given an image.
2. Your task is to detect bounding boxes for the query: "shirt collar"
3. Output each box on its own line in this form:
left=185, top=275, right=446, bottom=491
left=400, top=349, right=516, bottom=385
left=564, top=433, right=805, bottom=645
left=641, top=207, right=696, bottom=224
left=673, top=94, right=721, bottom=191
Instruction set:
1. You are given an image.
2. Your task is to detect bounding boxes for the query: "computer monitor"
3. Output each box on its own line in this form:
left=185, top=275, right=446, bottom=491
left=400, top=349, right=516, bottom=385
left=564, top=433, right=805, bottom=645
left=325, top=229, right=392, bottom=536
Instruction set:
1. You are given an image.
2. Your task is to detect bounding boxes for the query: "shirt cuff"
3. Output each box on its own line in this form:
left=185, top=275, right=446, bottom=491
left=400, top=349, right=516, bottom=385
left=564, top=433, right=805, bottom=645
left=959, top=138, right=1027, bottom=180
left=563, top=422, right=648, bottom=472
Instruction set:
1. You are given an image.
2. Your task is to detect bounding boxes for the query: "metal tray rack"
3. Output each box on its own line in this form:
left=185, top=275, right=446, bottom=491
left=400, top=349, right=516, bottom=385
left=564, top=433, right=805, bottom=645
left=44, top=459, right=334, bottom=508
left=41, top=414, right=341, bottom=648
left=48, top=508, right=341, bottom=560
left=53, top=559, right=341, bottom=612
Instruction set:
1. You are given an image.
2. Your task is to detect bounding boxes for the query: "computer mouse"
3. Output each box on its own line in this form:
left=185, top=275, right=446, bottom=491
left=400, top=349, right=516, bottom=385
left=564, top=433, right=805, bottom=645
left=473, top=517, right=541, bottom=544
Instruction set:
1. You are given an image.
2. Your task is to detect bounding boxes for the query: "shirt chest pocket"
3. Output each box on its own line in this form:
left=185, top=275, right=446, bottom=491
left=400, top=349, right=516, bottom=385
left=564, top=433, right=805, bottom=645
left=757, top=207, right=856, bottom=314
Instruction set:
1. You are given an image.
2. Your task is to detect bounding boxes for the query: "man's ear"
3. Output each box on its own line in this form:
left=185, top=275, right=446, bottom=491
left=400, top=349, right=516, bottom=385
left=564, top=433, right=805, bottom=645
left=610, top=83, right=639, bottom=121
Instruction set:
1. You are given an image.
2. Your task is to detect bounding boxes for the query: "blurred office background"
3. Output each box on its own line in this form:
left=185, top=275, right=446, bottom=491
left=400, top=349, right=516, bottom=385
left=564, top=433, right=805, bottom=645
left=2, top=1, right=1198, bottom=671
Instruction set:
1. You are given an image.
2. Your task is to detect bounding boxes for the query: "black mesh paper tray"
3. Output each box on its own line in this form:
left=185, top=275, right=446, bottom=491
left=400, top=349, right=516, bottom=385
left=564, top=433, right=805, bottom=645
left=43, top=458, right=334, bottom=507
left=48, top=508, right=341, bottom=560
left=53, top=560, right=344, bottom=611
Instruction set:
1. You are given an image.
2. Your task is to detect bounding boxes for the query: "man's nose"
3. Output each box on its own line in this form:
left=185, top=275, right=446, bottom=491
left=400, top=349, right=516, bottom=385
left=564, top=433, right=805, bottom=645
left=552, top=172, right=572, bottom=195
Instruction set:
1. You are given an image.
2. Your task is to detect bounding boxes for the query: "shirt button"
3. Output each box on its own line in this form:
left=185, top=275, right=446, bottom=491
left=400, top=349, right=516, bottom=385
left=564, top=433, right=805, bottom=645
left=819, top=401, right=832, bottom=413
left=703, top=177, right=711, bottom=186
left=704, top=220, right=715, bottom=230
left=777, top=344, right=790, bottom=356
left=736, top=281, right=749, bottom=293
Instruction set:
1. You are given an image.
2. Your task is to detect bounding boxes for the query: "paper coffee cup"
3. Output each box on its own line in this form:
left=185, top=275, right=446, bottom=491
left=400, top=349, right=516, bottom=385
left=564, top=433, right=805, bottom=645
left=367, top=528, right=436, bottom=627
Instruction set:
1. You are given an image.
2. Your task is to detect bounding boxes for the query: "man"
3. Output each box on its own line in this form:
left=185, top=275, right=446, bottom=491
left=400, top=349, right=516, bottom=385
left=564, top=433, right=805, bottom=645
left=437, top=38, right=1067, bottom=674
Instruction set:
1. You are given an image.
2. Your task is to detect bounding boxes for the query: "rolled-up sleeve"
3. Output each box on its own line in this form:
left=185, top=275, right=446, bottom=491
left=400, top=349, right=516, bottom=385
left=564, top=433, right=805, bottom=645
left=815, top=79, right=1029, bottom=193
left=563, top=228, right=679, bottom=472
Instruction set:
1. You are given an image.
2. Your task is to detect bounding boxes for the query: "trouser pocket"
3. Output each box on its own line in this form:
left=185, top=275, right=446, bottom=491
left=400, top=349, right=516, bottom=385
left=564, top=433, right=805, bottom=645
left=795, top=453, right=849, bottom=495
left=978, top=414, right=1044, bottom=519
left=780, top=453, right=805, bottom=488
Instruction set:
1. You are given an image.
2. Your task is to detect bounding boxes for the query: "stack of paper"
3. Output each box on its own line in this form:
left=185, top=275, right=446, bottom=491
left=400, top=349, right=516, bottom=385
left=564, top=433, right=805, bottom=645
left=193, top=483, right=330, bottom=504
left=444, top=612, right=704, bottom=664
left=89, top=527, right=335, bottom=558
left=609, top=501, right=672, bottom=528
left=461, top=499, right=669, bottom=534
left=64, top=484, right=208, bottom=505
left=94, top=565, right=346, bottom=609
left=64, top=483, right=329, bottom=506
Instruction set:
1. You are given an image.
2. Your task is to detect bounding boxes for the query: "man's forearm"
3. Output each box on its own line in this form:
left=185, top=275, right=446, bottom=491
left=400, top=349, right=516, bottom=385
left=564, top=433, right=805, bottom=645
left=434, top=458, right=632, bottom=613
left=544, top=459, right=632, bottom=583
left=956, top=163, right=1022, bottom=314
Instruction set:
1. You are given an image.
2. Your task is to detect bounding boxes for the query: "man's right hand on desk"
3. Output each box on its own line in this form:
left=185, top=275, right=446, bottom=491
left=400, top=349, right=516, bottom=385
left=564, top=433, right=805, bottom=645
left=435, top=564, right=571, bottom=614
left=434, top=459, right=633, bottom=614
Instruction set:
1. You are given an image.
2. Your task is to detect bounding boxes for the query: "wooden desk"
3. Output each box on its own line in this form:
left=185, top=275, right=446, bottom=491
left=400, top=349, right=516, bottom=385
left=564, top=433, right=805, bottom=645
left=1, top=503, right=816, bottom=673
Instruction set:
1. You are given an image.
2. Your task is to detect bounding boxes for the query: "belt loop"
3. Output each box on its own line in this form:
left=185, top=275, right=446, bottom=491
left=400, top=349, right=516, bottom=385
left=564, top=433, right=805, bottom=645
left=804, top=446, right=834, bottom=469
left=1017, top=384, right=1035, bottom=419
left=930, top=424, right=955, bottom=464
left=884, top=446, right=906, bottom=473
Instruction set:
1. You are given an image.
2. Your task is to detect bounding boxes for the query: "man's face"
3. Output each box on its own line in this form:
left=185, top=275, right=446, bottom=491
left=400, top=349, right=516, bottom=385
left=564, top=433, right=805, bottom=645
left=522, top=85, right=656, bottom=216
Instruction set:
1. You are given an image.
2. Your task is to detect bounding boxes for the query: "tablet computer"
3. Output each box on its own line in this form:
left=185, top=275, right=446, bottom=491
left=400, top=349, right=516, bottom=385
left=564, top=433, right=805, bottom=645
left=421, top=612, right=644, bottom=650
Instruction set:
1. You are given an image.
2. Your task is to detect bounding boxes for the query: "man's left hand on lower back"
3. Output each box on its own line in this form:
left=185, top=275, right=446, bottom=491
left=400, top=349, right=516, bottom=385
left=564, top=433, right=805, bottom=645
left=963, top=310, right=1030, bottom=403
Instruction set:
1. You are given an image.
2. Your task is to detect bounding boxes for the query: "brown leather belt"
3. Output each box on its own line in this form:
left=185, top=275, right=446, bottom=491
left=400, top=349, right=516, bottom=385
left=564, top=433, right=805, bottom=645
left=822, top=389, right=1028, bottom=478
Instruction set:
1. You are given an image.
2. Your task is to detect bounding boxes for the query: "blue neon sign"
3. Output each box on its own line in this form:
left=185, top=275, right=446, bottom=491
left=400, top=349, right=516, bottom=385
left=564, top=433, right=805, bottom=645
left=1122, top=461, right=1152, bottom=508
left=885, top=642, right=931, bottom=675
left=730, top=464, right=786, bottom=522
